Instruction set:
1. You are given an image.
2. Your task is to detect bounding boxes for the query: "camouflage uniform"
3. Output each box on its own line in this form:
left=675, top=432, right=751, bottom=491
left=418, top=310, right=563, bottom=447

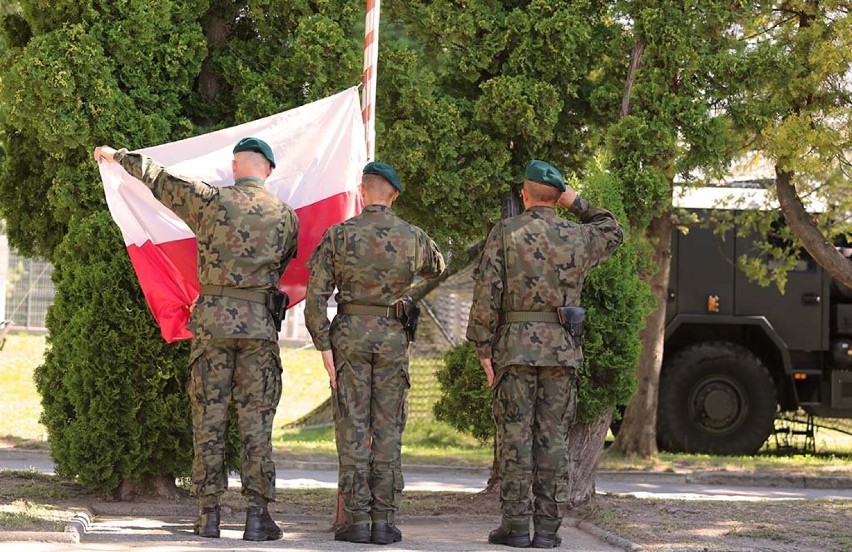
left=466, top=198, right=623, bottom=535
left=304, top=204, right=445, bottom=526
left=115, top=150, right=299, bottom=508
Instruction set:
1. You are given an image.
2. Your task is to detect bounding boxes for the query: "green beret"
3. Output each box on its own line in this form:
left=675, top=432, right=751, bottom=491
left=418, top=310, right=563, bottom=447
left=233, top=137, right=276, bottom=168
left=524, top=159, right=566, bottom=192
left=363, top=161, right=403, bottom=192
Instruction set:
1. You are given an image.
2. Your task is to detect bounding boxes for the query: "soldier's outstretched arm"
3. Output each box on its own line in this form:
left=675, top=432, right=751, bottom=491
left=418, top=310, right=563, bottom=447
left=465, top=222, right=504, bottom=383
left=94, top=145, right=216, bottom=233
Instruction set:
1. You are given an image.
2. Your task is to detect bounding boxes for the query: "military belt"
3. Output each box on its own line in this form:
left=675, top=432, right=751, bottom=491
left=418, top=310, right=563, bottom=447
left=338, top=304, right=398, bottom=318
left=200, top=284, right=266, bottom=304
left=502, top=310, right=560, bottom=324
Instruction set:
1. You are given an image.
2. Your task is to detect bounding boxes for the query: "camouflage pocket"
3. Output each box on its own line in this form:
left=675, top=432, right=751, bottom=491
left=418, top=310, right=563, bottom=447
left=554, top=478, right=569, bottom=504
left=187, top=348, right=208, bottom=406
left=500, top=479, right=521, bottom=502
left=392, top=469, right=405, bottom=509
left=261, top=345, right=283, bottom=408
left=398, top=368, right=411, bottom=428
left=333, top=362, right=350, bottom=422
left=562, top=371, right=579, bottom=426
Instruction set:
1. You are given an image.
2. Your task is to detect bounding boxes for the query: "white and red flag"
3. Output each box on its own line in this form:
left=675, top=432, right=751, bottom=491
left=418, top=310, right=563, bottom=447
left=98, top=87, right=366, bottom=342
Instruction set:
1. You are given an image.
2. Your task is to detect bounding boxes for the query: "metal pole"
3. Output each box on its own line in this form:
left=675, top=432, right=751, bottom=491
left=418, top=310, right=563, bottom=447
left=361, top=0, right=380, bottom=161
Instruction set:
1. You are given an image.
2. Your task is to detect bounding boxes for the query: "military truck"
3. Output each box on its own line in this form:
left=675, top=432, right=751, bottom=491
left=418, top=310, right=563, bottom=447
left=657, top=187, right=852, bottom=455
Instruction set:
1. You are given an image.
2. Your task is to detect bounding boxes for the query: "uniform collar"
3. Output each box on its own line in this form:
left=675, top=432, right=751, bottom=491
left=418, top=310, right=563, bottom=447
left=363, top=204, right=393, bottom=214
left=235, top=176, right=265, bottom=187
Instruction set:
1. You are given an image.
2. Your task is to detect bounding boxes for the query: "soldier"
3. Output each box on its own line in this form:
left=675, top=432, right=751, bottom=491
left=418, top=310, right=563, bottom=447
left=466, top=160, right=623, bottom=548
left=304, top=162, right=445, bottom=545
left=93, top=138, right=299, bottom=541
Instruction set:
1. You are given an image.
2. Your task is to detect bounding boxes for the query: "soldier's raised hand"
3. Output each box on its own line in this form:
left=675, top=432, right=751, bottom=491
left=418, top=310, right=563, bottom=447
left=556, top=186, right=577, bottom=210
left=93, top=145, right=118, bottom=163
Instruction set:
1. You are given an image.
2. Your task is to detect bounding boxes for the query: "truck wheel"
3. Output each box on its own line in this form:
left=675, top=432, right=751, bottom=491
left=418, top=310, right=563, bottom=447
left=657, top=342, right=777, bottom=455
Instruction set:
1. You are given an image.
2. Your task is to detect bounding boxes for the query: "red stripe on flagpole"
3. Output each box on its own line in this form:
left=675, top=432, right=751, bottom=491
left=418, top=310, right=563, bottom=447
left=366, top=0, right=375, bottom=10
left=364, top=30, right=374, bottom=48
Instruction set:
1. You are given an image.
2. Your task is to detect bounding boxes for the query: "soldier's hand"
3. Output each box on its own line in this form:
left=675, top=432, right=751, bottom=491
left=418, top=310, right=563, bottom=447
left=557, top=187, right=577, bottom=209
left=93, top=146, right=118, bottom=163
left=321, top=349, right=336, bottom=389
left=479, top=357, right=495, bottom=388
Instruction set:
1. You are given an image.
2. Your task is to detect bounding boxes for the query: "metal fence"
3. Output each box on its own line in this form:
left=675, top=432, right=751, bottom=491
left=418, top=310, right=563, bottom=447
left=2, top=239, right=55, bottom=331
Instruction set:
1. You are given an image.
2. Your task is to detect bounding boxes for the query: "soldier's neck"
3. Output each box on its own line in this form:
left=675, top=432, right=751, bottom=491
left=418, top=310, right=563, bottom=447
left=364, top=200, right=394, bottom=208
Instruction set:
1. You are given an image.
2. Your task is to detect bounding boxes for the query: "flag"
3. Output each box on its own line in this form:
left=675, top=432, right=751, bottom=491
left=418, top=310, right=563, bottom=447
left=99, top=87, right=366, bottom=342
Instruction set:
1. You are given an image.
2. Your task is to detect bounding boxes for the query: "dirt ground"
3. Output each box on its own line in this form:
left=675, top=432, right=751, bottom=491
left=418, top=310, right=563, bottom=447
left=575, top=495, right=852, bottom=552
left=2, top=471, right=851, bottom=551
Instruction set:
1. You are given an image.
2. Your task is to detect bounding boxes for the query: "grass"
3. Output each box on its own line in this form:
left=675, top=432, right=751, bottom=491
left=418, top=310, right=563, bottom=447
left=0, top=333, right=48, bottom=447
left=273, top=420, right=492, bottom=467
left=274, top=345, right=329, bottom=424
left=0, top=501, right=70, bottom=532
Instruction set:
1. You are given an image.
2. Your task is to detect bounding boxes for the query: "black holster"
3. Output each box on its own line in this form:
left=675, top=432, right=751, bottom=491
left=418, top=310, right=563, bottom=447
left=266, top=290, right=290, bottom=332
left=556, top=306, right=586, bottom=347
left=395, top=296, right=421, bottom=342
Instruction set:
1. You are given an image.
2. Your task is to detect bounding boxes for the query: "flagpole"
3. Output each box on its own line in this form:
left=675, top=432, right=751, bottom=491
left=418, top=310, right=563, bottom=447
left=361, top=0, right=380, bottom=161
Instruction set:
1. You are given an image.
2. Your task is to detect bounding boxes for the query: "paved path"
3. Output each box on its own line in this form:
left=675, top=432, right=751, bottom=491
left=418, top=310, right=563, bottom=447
left=4, top=448, right=851, bottom=501
left=6, top=515, right=623, bottom=551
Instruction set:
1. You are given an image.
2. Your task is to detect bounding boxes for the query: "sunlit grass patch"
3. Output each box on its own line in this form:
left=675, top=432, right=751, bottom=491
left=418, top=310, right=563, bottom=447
left=0, top=500, right=71, bottom=532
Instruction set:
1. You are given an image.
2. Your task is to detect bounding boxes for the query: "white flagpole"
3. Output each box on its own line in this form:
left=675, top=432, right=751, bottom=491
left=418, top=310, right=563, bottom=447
left=361, top=0, right=380, bottom=161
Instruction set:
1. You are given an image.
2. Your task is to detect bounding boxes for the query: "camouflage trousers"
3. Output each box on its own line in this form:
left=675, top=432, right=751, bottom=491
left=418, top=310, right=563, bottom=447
left=332, top=349, right=411, bottom=525
left=187, top=337, right=282, bottom=508
left=493, top=365, right=578, bottom=535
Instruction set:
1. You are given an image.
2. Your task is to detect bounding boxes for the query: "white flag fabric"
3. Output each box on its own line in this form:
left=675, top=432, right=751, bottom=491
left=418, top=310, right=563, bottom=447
left=99, top=87, right=366, bottom=342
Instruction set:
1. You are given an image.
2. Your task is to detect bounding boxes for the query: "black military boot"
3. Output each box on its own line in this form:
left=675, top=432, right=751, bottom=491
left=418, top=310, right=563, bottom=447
left=243, top=506, right=283, bottom=541
left=193, top=504, right=220, bottom=538
left=334, top=522, right=372, bottom=543
left=371, top=520, right=402, bottom=545
left=488, top=526, right=532, bottom=548
left=531, top=532, right=562, bottom=548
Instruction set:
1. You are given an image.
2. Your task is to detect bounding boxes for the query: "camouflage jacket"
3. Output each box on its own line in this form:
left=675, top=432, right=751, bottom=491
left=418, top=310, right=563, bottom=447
left=305, top=204, right=445, bottom=354
left=466, top=198, right=624, bottom=368
left=115, top=149, right=299, bottom=342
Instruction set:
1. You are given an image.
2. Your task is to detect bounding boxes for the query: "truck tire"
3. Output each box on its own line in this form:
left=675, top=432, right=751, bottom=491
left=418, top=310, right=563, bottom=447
left=657, top=341, right=777, bottom=455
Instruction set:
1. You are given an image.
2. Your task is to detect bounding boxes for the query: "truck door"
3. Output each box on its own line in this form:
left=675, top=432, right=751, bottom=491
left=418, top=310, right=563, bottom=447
left=734, top=234, right=827, bottom=352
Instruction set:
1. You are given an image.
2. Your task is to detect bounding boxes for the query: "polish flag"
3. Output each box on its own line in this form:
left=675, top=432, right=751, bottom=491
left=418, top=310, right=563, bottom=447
left=98, top=88, right=366, bottom=342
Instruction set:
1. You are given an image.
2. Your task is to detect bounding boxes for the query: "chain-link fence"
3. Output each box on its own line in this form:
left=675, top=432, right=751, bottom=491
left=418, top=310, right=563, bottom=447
left=1, top=236, right=55, bottom=331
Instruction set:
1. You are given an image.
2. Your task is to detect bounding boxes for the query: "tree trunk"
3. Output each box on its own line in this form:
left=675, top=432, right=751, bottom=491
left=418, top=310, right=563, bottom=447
left=612, top=212, right=672, bottom=457
left=776, top=168, right=852, bottom=288
left=197, top=8, right=228, bottom=127
left=568, top=409, right=613, bottom=507
left=115, top=474, right=185, bottom=501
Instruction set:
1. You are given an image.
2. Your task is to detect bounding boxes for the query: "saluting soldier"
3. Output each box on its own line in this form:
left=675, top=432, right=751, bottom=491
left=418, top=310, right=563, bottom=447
left=466, top=160, right=624, bottom=548
left=94, top=138, right=299, bottom=542
left=304, top=162, right=445, bottom=545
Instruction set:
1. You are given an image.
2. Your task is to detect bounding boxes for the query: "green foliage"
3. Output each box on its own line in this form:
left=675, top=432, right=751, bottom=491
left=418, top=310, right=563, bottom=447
left=35, top=212, right=193, bottom=492
left=381, top=1, right=612, bottom=260
left=2, top=0, right=361, bottom=493
left=433, top=342, right=492, bottom=444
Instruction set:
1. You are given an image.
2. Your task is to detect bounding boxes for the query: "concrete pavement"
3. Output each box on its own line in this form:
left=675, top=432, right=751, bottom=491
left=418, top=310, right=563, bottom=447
left=3, top=447, right=851, bottom=551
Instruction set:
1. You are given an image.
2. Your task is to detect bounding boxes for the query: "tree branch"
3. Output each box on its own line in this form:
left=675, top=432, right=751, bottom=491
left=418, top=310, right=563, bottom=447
left=775, top=168, right=852, bottom=287
left=621, top=41, right=646, bottom=117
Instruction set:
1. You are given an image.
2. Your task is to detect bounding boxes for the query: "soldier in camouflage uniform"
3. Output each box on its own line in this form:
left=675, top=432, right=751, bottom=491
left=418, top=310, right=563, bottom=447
left=304, top=162, right=445, bottom=545
left=466, top=160, right=623, bottom=548
left=94, top=138, right=299, bottom=542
